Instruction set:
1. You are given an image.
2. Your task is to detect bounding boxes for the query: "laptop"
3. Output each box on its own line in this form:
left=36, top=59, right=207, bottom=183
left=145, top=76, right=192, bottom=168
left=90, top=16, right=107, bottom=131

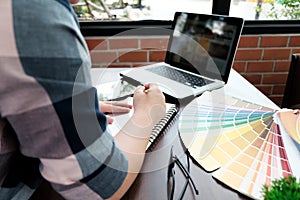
left=121, top=12, right=244, bottom=102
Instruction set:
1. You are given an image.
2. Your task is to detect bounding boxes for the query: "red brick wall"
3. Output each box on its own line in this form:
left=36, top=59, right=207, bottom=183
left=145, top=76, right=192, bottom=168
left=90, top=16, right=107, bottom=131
left=235, top=35, right=300, bottom=106
left=86, top=34, right=300, bottom=106
left=86, top=37, right=169, bottom=68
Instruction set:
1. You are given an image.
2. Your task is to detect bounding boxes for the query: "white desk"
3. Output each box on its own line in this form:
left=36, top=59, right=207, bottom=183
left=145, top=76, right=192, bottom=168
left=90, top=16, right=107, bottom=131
left=91, top=67, right=279, bottom=200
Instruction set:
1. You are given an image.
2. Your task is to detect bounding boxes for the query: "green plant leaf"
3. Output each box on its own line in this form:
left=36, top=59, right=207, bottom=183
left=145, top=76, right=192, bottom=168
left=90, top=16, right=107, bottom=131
left=262, top=176, right=300, bottom=200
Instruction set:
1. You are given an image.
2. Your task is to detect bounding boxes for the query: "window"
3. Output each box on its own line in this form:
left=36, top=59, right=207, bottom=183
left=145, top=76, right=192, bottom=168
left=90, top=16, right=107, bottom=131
left=77, top=0, right=300, bottom=36
left=73, top=0, right=300, bottom=22
left=73, top=0, right=212, bottom=21
left=230, top=0, right=300, bottom=20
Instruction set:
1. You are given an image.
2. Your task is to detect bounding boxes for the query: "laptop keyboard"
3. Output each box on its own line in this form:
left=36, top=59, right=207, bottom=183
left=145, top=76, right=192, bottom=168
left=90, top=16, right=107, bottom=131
left=146, top=65, right=213, bottom=88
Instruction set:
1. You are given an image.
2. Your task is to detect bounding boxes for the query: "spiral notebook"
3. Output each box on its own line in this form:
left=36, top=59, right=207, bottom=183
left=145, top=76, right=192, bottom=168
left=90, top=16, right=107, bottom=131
left=147, top=104, right=178, bottom=150
left=107, top=97, right=178, bottom=150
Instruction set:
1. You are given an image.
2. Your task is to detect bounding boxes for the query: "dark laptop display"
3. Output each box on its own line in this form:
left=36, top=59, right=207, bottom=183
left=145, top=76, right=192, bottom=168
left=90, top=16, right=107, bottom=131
left=166, top=12, right=243, bottom=82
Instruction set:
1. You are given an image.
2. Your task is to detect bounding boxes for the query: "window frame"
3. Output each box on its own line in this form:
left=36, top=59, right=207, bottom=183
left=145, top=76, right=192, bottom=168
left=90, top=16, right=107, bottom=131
left=79, top=0, right=300, bottom=36
left=80, top=20, right=300, bottom=36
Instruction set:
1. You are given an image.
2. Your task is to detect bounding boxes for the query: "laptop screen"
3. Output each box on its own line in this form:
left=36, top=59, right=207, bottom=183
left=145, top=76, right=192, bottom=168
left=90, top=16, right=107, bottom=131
left=165, top=12, right=244, bottom=83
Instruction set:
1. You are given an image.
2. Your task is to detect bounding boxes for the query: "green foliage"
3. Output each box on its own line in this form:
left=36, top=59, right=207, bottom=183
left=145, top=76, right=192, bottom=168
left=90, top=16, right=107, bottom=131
left=73, top=5, right=91, bottom=18
left=255, top=5, right=263, bottom=13
left=73, top=0, right=142, bottom=20
left=268, top=0, right=300, bottom=19
left=277, top=0, right=299, bottom=4
left=262, top=176, right=300, bottom=200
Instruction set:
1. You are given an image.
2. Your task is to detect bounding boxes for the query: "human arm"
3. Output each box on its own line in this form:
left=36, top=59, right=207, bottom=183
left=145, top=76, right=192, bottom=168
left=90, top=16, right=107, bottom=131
left=1, top=0, right=165, bottom=199
left=108, top=83, right=166, bottom=199
left=0, top=0, right=132, bottom=199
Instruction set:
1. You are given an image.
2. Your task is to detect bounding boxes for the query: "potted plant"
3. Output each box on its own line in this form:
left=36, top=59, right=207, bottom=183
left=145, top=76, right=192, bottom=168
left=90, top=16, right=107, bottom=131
left=262, top=176, right=300, bottom=200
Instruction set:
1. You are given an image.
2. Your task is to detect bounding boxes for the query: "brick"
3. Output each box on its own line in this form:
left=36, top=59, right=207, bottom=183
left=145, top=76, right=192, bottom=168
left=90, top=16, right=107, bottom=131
left=85, top=39, right=107, bottom=50
left=256, top=85, right=273, bottom=96
left=235, top=49, right=262, bottom=60
left=292, top=48, right=300, bottom=54
left=274, top=61, right=290, bottom=72
left=109, top=38, right=138, bottom=49
left=90, top=51, right=118, bottom=63
left=149, top=51, right=166, bottom=62
left=238, top=36, right=259, bottom=48
left=289, top=35, right=300, bottom=47
left=232, top=61, right=246, bottom=72
left=263, top=49, right=291, bottom=60
left=260, top=36, right=288, bottom=47
left=140, top=38, right=169, bottom=50
left=247, top=61, right=273, bottom=72
left=269, top=96, right=283, bottom=107
left=273, top=85, right=286, bottom=95
left=262, top=73, right=288, bottom=84
left=242, top=74, right=262, bottom=84
left=119, top=51, right=148, bottom=62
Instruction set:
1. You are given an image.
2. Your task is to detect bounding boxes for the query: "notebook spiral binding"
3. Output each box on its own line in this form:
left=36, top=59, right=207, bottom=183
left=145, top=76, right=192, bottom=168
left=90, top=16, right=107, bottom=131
left=146, top=105, right=179, bottom=152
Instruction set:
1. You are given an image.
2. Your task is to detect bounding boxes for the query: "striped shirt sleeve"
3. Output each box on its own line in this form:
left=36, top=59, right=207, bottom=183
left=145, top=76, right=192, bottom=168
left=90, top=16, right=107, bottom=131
left=0, top=0, right=128, bottom=199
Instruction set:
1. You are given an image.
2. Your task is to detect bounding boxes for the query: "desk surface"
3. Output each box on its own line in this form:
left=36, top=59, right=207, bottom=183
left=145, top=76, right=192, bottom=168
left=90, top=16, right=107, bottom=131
left=91, top=68, right=279, bottom=200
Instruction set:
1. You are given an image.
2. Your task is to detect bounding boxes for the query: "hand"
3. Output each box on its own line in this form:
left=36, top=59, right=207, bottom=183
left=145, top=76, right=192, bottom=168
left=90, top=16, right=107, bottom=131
left=132, top=83, right=166, bottom=127
left=100, top=101, right=132, bottom=124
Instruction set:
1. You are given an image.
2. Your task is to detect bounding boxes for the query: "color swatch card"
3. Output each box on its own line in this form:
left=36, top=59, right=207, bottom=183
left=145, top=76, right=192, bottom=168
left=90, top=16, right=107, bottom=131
left=178, top=92, right=300, bottom=200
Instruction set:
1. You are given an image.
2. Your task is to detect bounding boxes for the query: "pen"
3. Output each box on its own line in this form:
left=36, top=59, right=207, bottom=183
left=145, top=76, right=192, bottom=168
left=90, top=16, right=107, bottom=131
left=143, top=85, right=151, bottom=94
left=144, top=88, right=152, bottom=94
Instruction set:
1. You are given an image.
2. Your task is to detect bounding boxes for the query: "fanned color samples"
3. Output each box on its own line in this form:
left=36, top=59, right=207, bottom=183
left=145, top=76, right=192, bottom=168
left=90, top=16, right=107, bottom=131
left=179, top=92, right=300, bottom=200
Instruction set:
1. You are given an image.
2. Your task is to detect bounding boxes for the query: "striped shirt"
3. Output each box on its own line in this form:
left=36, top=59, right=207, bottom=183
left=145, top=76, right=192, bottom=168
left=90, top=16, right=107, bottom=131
left=0, top=0, right=127, bottom=199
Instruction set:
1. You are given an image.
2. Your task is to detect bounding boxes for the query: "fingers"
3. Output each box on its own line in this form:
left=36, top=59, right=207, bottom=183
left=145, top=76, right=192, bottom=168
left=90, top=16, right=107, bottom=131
left=135, top=85, right=146, bottom=93
left=144, top=83, right=151, bottom=92
left=100, top=101, right=132, bottom=113
left=106, top=115, right=114, bottom=124
left=133, top=83, right=166, bottom=110
left=135, top=83, right=160, bottom=94
left=132, top=83, right=166, bottom=128
left=144, top=83, right=158, bottom=90
left=105, top=101, right=133, bottom=109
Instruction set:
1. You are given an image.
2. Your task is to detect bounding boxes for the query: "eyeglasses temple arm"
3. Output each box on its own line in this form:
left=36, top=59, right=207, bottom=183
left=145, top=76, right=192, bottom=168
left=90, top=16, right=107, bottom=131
left=174, top=159, right=199, bottom=195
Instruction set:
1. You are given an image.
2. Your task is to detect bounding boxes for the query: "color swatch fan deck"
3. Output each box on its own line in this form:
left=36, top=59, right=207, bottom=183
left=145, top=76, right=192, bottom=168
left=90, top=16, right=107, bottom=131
left=178, top=92, right=300, bottom=200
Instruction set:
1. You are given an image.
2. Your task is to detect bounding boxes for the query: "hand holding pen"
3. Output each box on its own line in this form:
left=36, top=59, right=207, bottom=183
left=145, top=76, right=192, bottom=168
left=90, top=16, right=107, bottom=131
left=133, top=83, right=166, bottom=126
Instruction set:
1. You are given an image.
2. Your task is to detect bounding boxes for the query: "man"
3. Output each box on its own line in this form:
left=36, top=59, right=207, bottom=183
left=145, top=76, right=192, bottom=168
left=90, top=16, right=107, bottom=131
left=0, top=0, right=166, bottom=199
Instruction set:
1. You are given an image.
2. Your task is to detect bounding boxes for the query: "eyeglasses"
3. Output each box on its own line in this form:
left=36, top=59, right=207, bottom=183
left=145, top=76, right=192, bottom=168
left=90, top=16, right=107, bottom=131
left=167, top=146, right=199, bottom=200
